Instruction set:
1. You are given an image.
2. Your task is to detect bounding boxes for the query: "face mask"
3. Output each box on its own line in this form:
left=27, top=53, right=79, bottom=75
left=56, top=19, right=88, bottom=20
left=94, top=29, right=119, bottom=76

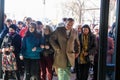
left=9, top=32, right=15, bottom=35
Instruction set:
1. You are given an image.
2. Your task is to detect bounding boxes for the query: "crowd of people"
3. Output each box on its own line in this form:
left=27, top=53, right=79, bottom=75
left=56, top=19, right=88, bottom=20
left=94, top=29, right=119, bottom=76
left=0, top=14, right=115, bottom=80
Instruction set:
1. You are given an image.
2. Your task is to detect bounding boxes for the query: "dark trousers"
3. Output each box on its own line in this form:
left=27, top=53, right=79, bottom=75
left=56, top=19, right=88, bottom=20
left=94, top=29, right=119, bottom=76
left=75, top=57, right=79, bottom=79
left=4, top=71, right=17, bottom=80
left=24, top=58, right=40, bottom=80
left=16, top=58, right=23, bottom=80
left=78, top=63, right=90, bottom=80
left=93, top=54, right=98, bottom=80
left=40, top=56, right=53, bottom=80
left=16, top=58, right=24, bottom=75
left=93, top=61, right=98, bottom=80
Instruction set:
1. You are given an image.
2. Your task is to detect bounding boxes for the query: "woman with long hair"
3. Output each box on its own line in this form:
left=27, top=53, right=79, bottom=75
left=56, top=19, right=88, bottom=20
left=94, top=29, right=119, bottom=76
left=20, top=22, right=44, bottom=80
left=40, top=25, right=54, bottom=80
left=77, top=24, right=96, bottom=80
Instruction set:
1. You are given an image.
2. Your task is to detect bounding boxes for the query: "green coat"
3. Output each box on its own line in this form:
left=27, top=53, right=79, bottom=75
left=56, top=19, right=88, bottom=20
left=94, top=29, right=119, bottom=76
left=49, top=27, right=80, bottom=68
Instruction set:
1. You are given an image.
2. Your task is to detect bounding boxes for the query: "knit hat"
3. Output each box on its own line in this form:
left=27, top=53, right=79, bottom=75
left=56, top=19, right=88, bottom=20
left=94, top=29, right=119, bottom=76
left=18, top=21, right=23, bottom=25
left=36, top=21, right=43, bottom=25
left=9, top=24, right=17, bottom=31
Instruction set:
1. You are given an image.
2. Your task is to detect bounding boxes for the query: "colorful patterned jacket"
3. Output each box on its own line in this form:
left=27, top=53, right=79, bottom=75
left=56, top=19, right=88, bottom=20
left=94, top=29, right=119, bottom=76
left=2, top=52, right=17, bottom=71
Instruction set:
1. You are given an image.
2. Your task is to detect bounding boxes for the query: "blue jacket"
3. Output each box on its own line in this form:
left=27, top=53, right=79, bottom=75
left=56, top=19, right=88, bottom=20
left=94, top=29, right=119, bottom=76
left=21, top=33, right=43, bottom=59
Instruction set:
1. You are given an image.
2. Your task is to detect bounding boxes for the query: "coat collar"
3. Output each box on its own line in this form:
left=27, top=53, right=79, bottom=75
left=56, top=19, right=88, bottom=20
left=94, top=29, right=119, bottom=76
left=62, top=27, right=73, bottom=40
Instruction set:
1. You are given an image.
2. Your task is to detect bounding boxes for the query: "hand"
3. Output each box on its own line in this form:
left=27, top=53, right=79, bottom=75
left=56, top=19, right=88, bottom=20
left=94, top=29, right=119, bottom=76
left=75, top=53, right=79, bottom=58
left=19, top=55, right=24, bottom=60
left=45, top=45, right=50, bottom=49
left=40, top=45, right=45, bottom=49
left=32, top=47, right=36, bottom=51
left=83, top=52, right=88, bottom=56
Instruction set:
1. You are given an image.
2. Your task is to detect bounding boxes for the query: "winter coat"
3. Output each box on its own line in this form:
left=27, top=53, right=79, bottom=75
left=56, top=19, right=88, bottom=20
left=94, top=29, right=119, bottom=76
left=21, top=33, right=43, bottom=59
left=49, top=27, right=80, bottom=68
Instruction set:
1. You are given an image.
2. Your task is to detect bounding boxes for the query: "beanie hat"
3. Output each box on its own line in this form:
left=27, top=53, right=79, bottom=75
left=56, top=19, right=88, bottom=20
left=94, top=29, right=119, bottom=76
left=36, top=21, right=43, bottom=25
left=18, top=21, right=23, bottom=25
left=9, top=24, right=17, bottom=31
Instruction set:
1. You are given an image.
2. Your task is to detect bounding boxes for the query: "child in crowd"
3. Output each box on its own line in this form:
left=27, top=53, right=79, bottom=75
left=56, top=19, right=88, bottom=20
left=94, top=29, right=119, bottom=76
left=2, top=45, right=17, bottom=80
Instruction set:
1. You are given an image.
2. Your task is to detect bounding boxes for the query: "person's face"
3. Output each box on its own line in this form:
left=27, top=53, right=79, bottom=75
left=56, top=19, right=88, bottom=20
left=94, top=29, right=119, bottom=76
left=6, top=22, right=12, bottom=27
left=29, top=26, right=35, bottom=33
left=9, top=28, right=15, bottom=33
left=26, top=19, right=32, bottom=25
left=83, top=28, right=89, bottom=35
left=37, top=25, right=43, bottom=32
left=66, top=21, right=74, bottom=30
left=17, top=24, right=23, bottom=29
left=13, top=20, right=16, bottom=24
left=94, top=29, right=99, bottom=35
left=78, top=27, right=82, bottom=33
left=44, top=28, right=50, bottom=35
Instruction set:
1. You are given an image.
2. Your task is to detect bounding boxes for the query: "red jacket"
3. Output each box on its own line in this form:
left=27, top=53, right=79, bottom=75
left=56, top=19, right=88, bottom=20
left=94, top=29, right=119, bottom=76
left=19, top=26, right=28, bottom=38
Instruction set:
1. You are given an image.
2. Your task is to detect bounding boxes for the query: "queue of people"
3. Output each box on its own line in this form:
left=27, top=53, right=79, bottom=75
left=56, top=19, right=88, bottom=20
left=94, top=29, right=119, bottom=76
left=0, top=14, right=115, bottom=80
